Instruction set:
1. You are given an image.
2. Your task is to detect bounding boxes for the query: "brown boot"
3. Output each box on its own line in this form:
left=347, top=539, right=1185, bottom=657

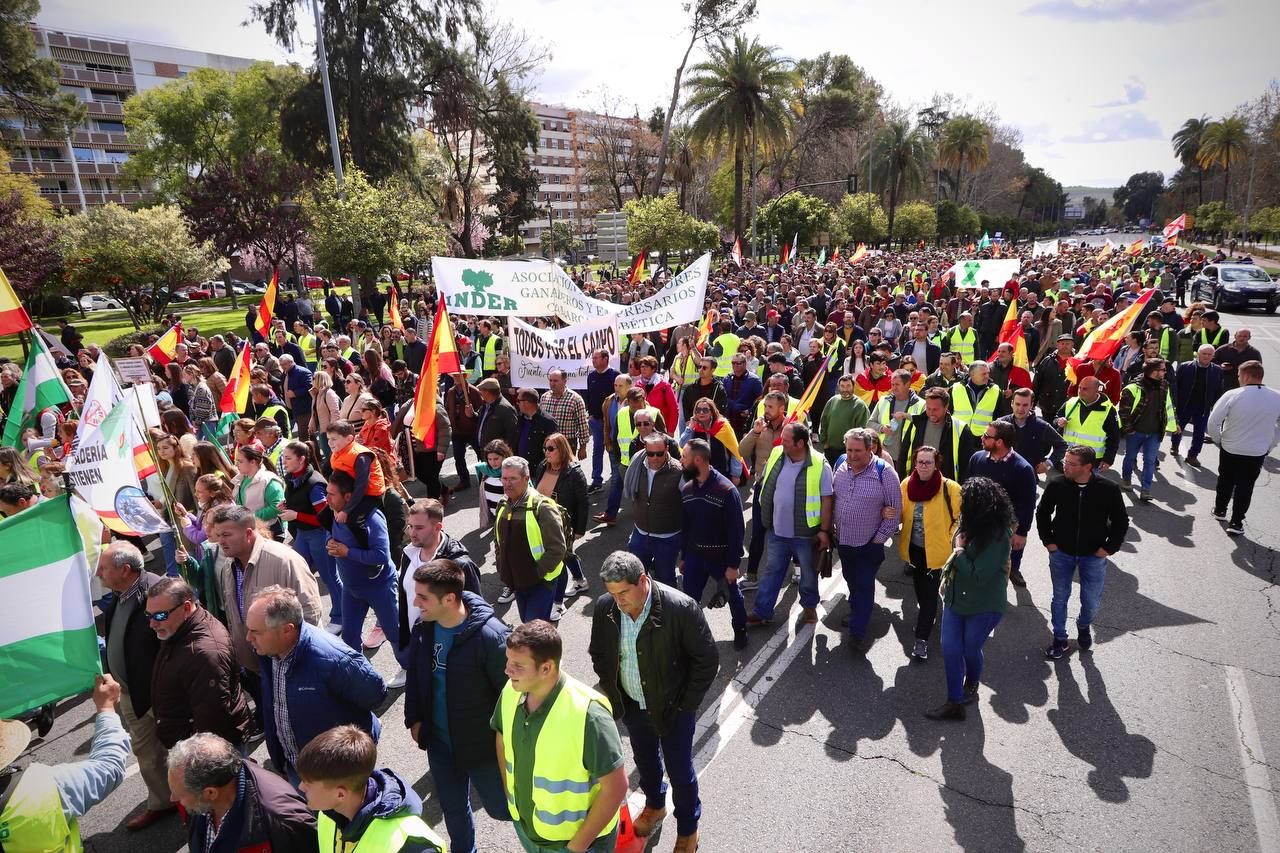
left=633, top=805, right=668, bottom=838
left=673, top=830, right=700, bottom=852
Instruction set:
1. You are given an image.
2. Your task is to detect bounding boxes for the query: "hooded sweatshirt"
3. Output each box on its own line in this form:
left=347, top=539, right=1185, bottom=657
left=324, top=768, right=441, bottom=853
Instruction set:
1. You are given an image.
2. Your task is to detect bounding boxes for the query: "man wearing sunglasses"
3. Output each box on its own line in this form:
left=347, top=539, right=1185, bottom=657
left=146, top=578, right=253, bottom=753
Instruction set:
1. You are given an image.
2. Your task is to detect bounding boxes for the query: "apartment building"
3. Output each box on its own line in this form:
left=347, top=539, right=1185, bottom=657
left=2, top=24, right=255, bottom=212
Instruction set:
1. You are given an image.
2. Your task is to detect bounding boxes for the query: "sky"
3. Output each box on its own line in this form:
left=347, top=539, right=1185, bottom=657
left=35, top=0, right=1280, bottom=189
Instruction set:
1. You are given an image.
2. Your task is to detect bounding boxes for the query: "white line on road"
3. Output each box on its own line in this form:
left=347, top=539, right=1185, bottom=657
left=1225, top=664, right=1280, bottom=853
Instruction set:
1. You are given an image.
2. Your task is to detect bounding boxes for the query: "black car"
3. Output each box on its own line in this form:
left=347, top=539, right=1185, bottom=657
left=1192, top=263, right=1279, bottom=313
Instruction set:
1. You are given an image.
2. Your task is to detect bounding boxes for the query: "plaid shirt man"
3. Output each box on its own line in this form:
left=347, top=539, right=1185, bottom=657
left=540, top=387, right=590, bottom=452
left=271, top=642, right=302, bottom=769
left=618, top=584, right=653, bottom=709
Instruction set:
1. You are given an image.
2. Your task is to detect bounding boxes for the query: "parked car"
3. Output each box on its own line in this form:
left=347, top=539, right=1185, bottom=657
left=301, top=275, right=327, bottom=290
left=1192, top=263, right=1280, bottom=313
left=78, top=294, right=123, bottom=311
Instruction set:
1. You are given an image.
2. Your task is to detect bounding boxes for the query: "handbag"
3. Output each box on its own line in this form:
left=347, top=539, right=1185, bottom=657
left=817, top=544, right=834, bottom=579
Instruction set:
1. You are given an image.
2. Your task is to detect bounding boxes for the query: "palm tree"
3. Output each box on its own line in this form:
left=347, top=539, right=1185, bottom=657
left=1197, top=116, right=1250, bottom=208
left=1172, top=115, right=1210, bottom=205
left=937, top=115, right=992, bottom=204
left=684, top=34, right=796, bottom=243
left=876, top=119, right=933, bottom=245
left=670, top=128, right=696, bottom=212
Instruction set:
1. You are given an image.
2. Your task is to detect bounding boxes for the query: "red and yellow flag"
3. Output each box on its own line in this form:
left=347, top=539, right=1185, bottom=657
left=1067, top=288, right=1157, bottom=381
left=992, top=242, right=1002, bottom=258
left=389, top=286, right=405, bottom=331
left=785, top=348, right=839, bottom=429
left=628, top=251, right=647, bottom=285
left=966, top=242, right=976, bottom=254
left=412, top=294, right=462, bottom=446
left=147, top=323, right=182, bottom=366
left=849, top=243, right=868, bottom=263
left=695, top=309, right=716, bottom=354
left=219, top=343, right=253, bottom=414
left=253, top=269, right=279, bottom=337
left=711, top=418, right=750, bottom=477
left=1125, top=239, right=1144, bottom=257
left=729, top=238, right=743, bottom=267
left=831, top=245, right=841, bottom=260
left=0, top=266, right=33, bottom=336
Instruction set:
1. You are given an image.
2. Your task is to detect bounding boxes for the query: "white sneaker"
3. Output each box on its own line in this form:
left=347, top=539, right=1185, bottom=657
left=386, top=668, right=407, bottom=689
left=792, top=567, right=801, bottom=584
left=550, top=603, right=565, bottom=622
left=497, top=586, right=516, bottom=604
left=362, top=626, right=386, bottom=650
left=739, top=577, right=758, bottom=591
left=565, top=579, right=589, bottom=598
left=324, top=622, right=342, bottom=636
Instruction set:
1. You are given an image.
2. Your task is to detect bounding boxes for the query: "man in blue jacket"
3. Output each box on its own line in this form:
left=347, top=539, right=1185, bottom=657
left=968, top=419, right=1039, bottom=589
left=277, top=354, right=314, bottom=441
left=722, top=354, right=764, bottom=436
left=405, top=559, right=512, bottom=853
left=1172, top=343, right=1224, bottom=465
left=245, top=585, right=387, bottom=784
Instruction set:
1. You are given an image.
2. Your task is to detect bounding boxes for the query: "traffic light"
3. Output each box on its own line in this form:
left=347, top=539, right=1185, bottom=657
left=846, top=173, right=858, bottom=195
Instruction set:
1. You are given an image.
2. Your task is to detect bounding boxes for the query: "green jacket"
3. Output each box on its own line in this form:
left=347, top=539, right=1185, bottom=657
left=818, top=395, right=870, bottom=448
left=943, top=529, right=1011, bottom=615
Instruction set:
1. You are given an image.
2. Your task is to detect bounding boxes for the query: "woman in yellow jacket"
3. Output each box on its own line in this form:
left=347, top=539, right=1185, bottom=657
left=899, top=445, right=962, bottom=661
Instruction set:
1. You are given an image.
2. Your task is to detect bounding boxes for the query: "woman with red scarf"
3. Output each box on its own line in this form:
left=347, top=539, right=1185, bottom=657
left=678, top=398, right=742, bottom=484
left=899, top=445, right=962, bottom=661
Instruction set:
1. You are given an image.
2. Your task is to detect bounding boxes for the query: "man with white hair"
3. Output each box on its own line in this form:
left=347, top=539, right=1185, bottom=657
left=277, top=353, right=314, bottom=441
left=1171, top=344, right=1224, bottom=465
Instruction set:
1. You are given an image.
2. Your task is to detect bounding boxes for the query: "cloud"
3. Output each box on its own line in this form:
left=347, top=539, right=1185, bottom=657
left=1061, top=111, right=1163, bottom=143
left=1023, top=0, right=1218, bottom=22
left=1095, top=76, right=1146, bottom=108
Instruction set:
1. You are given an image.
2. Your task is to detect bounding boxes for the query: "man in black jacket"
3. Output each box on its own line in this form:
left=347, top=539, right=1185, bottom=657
left=476, top=378, right=519, bottom=450
left=589, top=551, right=719, bottom=851
left=513, top=387, right=558, bottom=472
left=1033, top=335, right=1074, bottom=422
left=1036, top=445, right=1130, bottom=660
left=898, top=388, right=980, bottom=482
left=405, top=560, right=511, bottom=853
left=397, top=498, right=482, bottom=650
left=97, top=542, right=173, bottom=831
left=168, top=732, right=317, bottom=853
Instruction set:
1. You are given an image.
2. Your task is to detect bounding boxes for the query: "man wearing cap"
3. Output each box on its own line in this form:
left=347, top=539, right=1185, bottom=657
left=0, top=676, right=131, bottom=851
left=1034, top=335, right=1076, bottom=423
left=477, top=377, right=519, bottom=452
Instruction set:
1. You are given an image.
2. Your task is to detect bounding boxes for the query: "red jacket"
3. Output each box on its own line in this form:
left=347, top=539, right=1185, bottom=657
left=1067, top=361, right=1123, bottom=405
left=642, top=378, right=679, bottom=435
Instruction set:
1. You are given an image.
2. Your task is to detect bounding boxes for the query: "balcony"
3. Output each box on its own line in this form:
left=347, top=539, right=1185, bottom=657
left=41, top=191, right=147, bottom=208
left=11, top=159, right=75, bottom=175
left=58, top=65, right=134, bottom=91
left=69, top=129, right=134, bottom=147
left=43, top=32, right=129, bottom=56
left=84, top=100, right=125, bottom=118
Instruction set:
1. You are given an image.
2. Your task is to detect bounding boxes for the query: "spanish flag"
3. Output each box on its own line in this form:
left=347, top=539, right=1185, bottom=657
left=849, top=243, right=868, bottom=263
left=990, top=300, right=1019, bottom=360
left=831, top=245, right=841, bottom=260
left=1095, top=239, right=1114, bottom=263
left=219, top=343, right=253, bottom=414
left=133, top=440, right=158, bottom=480
left=1066, top=288, right=1156, bottom=382
left=695, top=309, right=716, bottom=354
left=785, top=348, right=839, bottom=429
left=147, top=323, right=182, bottom=366
left=1125, top=238, right=1144, bottom=257
left=0, top=266, right=33, bottom=336
left=389, top=286, right=404, bottom=331
left=991, top=298, right=1031, bottom=372
left=711, top=418, right=750, bottom=477
left=412, top=294, right=461, bottom=446
left=628, top=251, right=647, bottom=285
left=992, top=242, right=1002, bottom=258
left=253, top=269, right=278, bottom=338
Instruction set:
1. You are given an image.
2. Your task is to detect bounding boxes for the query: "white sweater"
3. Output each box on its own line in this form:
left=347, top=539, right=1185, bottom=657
left=1207, top=384, right=1280, bottom=457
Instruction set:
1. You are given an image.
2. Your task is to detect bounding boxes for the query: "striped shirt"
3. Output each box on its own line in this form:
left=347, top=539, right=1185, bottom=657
left=539, top=389, right=590, bottom=452
left=619, top=586, right=653, bottom=709
left=832, top=458, right=902, bottom=547
left=271, top=643, right=301, bottom=768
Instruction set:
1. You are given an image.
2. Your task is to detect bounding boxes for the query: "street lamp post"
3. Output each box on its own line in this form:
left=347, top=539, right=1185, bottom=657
left=277, top=194, right=302, bottom=294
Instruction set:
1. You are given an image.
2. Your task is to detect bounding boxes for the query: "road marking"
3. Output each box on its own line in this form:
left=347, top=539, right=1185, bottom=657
left=1225, top=665, right=1280, bottom=853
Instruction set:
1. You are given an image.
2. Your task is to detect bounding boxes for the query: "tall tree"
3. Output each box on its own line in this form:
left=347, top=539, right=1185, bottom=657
left=875, top=120, right=933, bottom=243
left=1172, top=115, right=1210, bottom=206
left=0, top=0, right=85, bottom=138
left=938, top=115, right=992, bottom=204
left=252, top=0, right=483, bottom=181
left=1113, top=171, right=1165, bottom=222
left=1197, top=116, right=1250, bottom=209
left=684, top=34, right=795, bottom=241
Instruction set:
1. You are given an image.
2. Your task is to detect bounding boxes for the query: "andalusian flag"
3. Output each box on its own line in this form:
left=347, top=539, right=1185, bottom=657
left=0, top=494, right=102, bottom=719
left=628, top=251, right=648, bottom=285
left=729, top=237, right=743, bottom=268
left=1067, top=288, right=1157, bottom=381
left=219, top=342, right=253, bottom=414
left=849, top=243, right=868, bottom=263
left=412, top=294, right=461, bottom=445
left=0, top=266, right=34, bottom=336
left=253, top=269, right=279, bottom=338
left=978, top=232, right=991, bottom=250
left=816, top=247, right=827, bottom=267
left=147, top=323, right=182, bottom=366
left=1, top=333, right=73, bottom=448
left=389, top=286, right=405, bottom=331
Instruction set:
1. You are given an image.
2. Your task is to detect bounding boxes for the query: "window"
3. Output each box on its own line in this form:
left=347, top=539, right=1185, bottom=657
left=89, top=89, right=120, bottom=103
left=102, top=150, right=129, bottom=164
left=95, top=120, right=125, bottom=133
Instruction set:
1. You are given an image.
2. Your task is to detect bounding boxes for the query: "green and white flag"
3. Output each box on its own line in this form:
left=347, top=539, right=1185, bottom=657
left=816, top=247, right=827, bottom=267
left=1, top=332, right=73, bottom=448
left=0, top=494, right=101, bottom=719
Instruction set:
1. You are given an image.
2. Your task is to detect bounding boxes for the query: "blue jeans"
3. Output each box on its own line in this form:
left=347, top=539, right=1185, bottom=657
left=605, top=451, right=624, bottom=518
left=513, top=823, right=618, bottom=853
left=839, top=542, right=888, bottom=639
left=589, top=417, right=605, bottom=487
left=1048, top=550, right=1108, bottom=640
left=627, top=529, right=681, bottom=586
left=622, top=695, right=701, bottom=836
left=940, top=608, right=1003, bottom=702
left=752, top=532, right=816, bottom=621
left=315, top=431, right=331, bottom=465
left=426, top=736, right=510, bottom=853
left=515, top=582, right=555, bottom=623
left=1122, top=431, right=1161, bottom=491
left=338, top=567, right=409, bottom=668
left=159, top=531, right=181, bottom=577
left=292, top=527, right=342, bottom=624
left=682, top=553, right=747, bottom=631
left=1172, top=407, right=1208, bottom=457
left=553, top=555, right=587, bottom=605
left=745, top=481, right=766, bottom=576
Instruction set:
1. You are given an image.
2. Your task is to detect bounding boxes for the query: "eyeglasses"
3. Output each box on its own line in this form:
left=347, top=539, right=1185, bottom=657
left=695, top=407, right=712, bottom=413
left=146, top=603, right=183, bottom=622
left=634, top=420, right=652, bottom=426
left=543, top=445, right=558, bottom=452
left=645, top=450, right=667, bottom=458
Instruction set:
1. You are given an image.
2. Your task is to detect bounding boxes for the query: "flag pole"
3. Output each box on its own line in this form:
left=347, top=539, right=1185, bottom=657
left=129, top=385, right=186, bottom=574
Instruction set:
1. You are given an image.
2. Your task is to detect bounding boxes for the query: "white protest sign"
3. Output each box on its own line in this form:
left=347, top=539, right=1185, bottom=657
left=433, top=253, right=710, bottom=333
left=946, top=259, right=1023, bottom=289
left=1033, top=239, right=1060, bottom=257
left=65, top=400, right=170, bottom=536
left=507, top=314, right=620, bottom=390
left=114, top=357, right=153, bottom=385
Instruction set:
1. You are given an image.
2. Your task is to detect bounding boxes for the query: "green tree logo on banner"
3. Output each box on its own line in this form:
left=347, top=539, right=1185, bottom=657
left=462, top=268, right=494, bottom=296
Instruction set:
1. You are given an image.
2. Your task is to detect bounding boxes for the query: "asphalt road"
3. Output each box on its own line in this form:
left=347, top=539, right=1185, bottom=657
left=25, top=302, right=1280, bottom=853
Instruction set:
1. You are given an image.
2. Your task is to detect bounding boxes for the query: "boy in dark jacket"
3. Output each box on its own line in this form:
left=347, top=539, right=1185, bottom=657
left=405, top=560, right=512, bottom=853
left=299, top=725, right=445, bottom=852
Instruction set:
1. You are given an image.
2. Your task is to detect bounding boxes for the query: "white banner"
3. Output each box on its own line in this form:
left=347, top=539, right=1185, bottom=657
left=65, top=400, right=170, bottom=536
left=433, top=253, right=711, bottom=333
left=507, top=314, right=620, bottom=390
left=946, top=259, right=1023, bottom=289
left=1033, top=239, right=1060, bottom=257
